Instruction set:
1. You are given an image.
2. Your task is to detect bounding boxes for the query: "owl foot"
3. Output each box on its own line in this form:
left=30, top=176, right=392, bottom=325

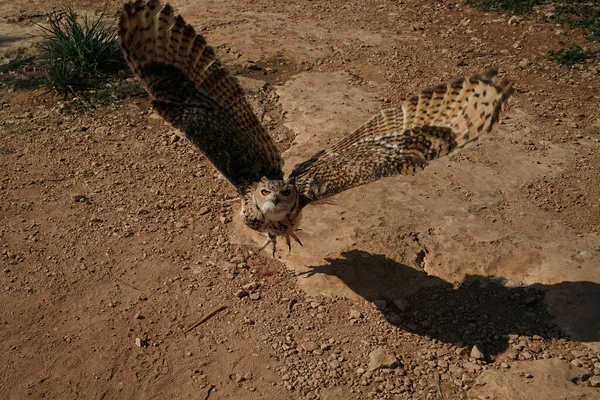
left=284, top=231, right=303, bottom=252
left=258, top=233, right=277, bottom=257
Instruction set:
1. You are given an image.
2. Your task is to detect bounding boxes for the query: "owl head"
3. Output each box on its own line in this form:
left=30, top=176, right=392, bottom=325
left=253, top=178, right=298, bottom=221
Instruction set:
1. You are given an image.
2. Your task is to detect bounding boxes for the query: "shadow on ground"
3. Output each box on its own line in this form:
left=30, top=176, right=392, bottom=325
left=300, top=250, right=600, bottom=355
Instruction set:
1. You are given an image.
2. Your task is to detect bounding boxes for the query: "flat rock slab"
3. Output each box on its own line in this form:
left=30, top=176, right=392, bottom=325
left=468, top=359, right=599, bottom=399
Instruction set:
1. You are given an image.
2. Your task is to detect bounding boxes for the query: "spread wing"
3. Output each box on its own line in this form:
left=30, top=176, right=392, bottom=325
left=289, top=69, right=513, bottom=205
left=119, top=0, right=283, bottom=192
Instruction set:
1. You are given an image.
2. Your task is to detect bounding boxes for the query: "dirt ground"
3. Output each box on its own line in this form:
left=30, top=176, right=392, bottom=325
left=1, top=0, right=599, bottom=399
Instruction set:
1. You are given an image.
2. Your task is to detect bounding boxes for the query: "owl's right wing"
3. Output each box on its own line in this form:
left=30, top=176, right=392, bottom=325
left=119, top=0, right=283, bottom=192
left=289, top=69, right=513, bottom=205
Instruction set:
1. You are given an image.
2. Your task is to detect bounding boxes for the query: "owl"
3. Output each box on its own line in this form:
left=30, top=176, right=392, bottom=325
left=118, top=0, right=513, bottom=256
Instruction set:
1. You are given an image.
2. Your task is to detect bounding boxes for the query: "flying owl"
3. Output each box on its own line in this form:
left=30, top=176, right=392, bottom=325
left=118, top=0, right=513, bottom=255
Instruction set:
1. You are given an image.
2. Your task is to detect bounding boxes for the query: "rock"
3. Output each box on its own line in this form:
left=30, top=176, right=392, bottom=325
left=349, top=310, right=363, bottom=319
left=249, top=292, right=261, bottom=301
left=368, top=347, right=399, bottom=371
left=301, top=341, right=320, bottom=352
left=235, top=289, right=249, bottom=298
left=521, top=351, right=533, bottom=360
left=393, top=298, right=411, bottom=312
left=589, top=376, right=600, bottom=387
left=469, top=359, right=598, bottom=399
left=518, top=59, right=530, bottom=68
left=373, top=300, right=387, bottom=310
left=199, top=206, right=210, bottom=215
left=570, top=359, right=583, bottom=367
left=242, top=281, right=261, bottom=291
left=134, top=312, right=143, bottom=319
left=507, top=16, right=521, bottom=25
left=471, top=345, right=485, bottom=360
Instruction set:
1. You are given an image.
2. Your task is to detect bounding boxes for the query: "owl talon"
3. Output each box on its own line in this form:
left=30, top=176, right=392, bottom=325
left=259, top=233, right=277, bottom=257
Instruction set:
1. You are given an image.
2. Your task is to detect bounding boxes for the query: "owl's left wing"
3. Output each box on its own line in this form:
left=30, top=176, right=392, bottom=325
left=119, top=0, right=283, bottom=193
left=289, top=69, right=513, bottom=205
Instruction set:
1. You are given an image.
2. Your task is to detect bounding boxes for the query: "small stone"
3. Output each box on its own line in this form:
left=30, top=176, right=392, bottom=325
left=242, top=281, right=261, bottom=291
left=388, top=313, right=402, bottom=325
left=243, top=372, right=253, bottom=381
left=199, top=206, right=210, bottom=215
left=500, top=362, right=510, bottom=369
left=571, top=359, right=583, bottom=367
left=471, top=345, right=485, bottom=360
left=301, top=341, right=320, bottom=352
left=518, top=59, right=530, bottom=68
left=135, top=338, right=144, bottom=347
left=134, top=312, right=143, bottom=320
left=368, top=347, right=399, bottom=371
left=356, top=367, right=366, bottom=375
left=281, top=374, right=290, bottom=381
left=507, top=16, right=521, bottom=25
left=235, top=289, right=249, bottom=298
left=349, top=310, right=363, bottom=319
left=393, top=298, right=411, bottom=312
left=373, top=300, right=387, bottom=310
left=521, top=351, right=533, bottom=360
left=249, top=293, right=261, bottom=301
left=589, top=376, right=600, bottom=387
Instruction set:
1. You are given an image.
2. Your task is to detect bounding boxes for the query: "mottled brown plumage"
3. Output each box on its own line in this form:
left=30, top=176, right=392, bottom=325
left=118, top=0, right=514, bottom=255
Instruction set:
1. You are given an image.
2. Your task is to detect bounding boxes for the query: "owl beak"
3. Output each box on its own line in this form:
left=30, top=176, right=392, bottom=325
left=273, top=195, right=280, bottom=205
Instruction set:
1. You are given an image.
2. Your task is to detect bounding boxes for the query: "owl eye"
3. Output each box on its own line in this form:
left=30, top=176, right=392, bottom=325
left=261, top=189, right=271, bottom=196
left=280, top=189, right=291, bottom=196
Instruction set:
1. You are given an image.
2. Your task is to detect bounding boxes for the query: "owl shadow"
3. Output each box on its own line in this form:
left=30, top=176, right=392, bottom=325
left=300, top=250, right=600, bottom=356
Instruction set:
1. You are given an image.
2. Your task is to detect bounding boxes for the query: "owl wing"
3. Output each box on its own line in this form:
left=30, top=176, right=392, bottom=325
left=118, top=0, right=283, bottom=192
left=289, top=69, right=513, bottom=205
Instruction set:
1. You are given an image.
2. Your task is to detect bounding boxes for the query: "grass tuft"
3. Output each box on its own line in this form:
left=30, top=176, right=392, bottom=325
left=38, top=8, right=125, bottom=95
left=552, top=0, right=600, bottom=42
left=547, top=44, right=597, bottom=66
left=465, top=0, right=546, bottom=15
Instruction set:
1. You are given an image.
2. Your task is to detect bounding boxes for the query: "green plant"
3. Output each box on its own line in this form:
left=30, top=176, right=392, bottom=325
left=553, top=0, right=600, bottom=42
left=38, top=8, right=125, bottom=95
left=465, top=0, right=546, bottom=15
left=548, top=44, right=597, bottom=66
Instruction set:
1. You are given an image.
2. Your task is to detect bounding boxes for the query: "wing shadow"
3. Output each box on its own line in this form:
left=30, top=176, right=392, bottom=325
left=300, top=250, right=600, bottom=356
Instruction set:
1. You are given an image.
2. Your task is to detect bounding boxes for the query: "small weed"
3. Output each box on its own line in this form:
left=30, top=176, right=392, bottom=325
left=552, top=0, right=600, bottom=42
left=38, top=8, right=125, bottom=95
left=547, top=44, right=597, bottom=66
left=465, top=0, right=546, bottom=15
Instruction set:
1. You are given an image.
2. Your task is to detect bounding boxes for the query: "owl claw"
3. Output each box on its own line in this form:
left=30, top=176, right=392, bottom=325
left=259, top=233, right=277, bottom=257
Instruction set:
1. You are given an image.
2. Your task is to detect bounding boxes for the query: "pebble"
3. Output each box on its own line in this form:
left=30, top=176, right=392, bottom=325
left=301, top=341, right=320, bottom=352
left=199, top=206, right=210, bottom=215
left=521, top=351, right=533, bottom=360
left=368, top=347, right=399, bottom=371
left=235, top=289, right=249, bottom=298
left=134, top=312, right=143, bottom=319
left=373, top=300, right=387, bottom=310
left=242, top=281, right=261, bottom=291
left=249, top=293, right=261, bottom=301
left=571, top=359, right=583, bottom=367
left=393, top=298, right=411, bottom=312
left=349, top=310, right=363, bottom=319
left=589, top=376, right=600, bottom=387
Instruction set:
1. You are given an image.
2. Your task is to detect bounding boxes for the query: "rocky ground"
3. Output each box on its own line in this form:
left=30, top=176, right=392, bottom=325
left=1, top=0, right=599, bottom=399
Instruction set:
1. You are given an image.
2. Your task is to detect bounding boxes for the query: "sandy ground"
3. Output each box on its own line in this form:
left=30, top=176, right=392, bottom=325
left=1, top=0, right=599, bottom=399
